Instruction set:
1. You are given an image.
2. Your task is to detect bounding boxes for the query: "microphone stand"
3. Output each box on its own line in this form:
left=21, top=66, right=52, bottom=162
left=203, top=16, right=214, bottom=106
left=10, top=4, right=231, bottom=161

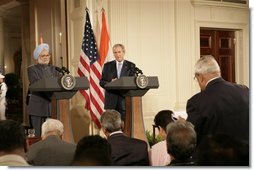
left=60, top=56, right=63, bottom=68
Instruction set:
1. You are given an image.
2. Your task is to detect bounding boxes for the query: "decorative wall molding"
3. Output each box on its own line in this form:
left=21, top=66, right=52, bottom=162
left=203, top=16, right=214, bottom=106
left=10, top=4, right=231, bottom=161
left=191, top=0, right=248, bottom=8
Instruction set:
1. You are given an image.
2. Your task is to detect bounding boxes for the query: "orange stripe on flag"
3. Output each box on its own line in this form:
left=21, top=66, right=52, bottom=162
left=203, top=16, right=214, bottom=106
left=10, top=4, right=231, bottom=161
left=99, top=10, right=110, bottom=66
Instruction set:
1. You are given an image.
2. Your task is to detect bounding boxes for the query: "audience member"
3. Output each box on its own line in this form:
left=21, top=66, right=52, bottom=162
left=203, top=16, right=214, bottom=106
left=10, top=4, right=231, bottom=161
left=187, top=55, right=249, bottom=146
left=72, top=135, right=111, bottom=166
left=149, top=110, right=174, bottom=166
left=166, top=119, right=196, bottom=166
left=196, top=134, right=249, bottom=166
left=0, top=119, right=29, bottom=166
left=100, top=109, right=149, bottom=166
left=26, top=118, right=76, bottom=166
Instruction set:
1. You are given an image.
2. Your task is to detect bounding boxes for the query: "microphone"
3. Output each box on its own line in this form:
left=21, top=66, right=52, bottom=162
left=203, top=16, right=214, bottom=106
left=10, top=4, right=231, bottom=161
left=135, top=67, right=143, bottom=75
left=55, top=66, right=63, bottom=73
left=55, top=66, right=64, bottom=75
left=61, top=66, right=70, bottom=74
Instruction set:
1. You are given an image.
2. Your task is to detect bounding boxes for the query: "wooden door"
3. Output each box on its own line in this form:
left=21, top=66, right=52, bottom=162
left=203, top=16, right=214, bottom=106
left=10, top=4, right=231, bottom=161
left=200, top=29, right=235, bottom=82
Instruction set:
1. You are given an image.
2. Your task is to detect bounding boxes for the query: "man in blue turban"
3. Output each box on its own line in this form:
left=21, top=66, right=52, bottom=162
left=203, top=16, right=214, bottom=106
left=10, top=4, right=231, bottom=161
left=27, top=43, right=60, bottom=137
left=33, top=43, right=49, bottom=61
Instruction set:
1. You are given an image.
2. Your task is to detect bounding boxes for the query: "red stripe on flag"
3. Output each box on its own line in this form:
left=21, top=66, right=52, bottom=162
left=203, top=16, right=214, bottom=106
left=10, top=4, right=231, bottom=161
left=79, top=54, right=90, bottom=72
left=90, top=63, right=101, bottom=80
left=79, top=89, right=90, bottom=110
left=90, top=111, right=101, bottom=129
left=90, top=94, right=104, bottom=115
left=89, top=77, right=104, bottom=103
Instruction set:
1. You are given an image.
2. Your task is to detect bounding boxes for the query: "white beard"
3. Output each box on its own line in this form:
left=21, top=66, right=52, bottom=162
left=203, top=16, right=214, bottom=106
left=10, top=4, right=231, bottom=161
left=38, top=57, right=50, bottom=65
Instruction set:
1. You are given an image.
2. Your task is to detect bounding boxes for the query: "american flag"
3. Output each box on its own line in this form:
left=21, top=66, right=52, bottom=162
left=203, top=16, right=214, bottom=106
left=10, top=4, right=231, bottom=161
left=77, top=10, right=105, bottom=128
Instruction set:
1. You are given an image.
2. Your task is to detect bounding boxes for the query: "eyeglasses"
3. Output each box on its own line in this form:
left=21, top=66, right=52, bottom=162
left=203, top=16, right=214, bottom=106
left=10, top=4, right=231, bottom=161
left=171, top=114, right=178, bottom=122
left=193, top=73, right=199, bottom=81
left=40, top=54, right=50, bottom=58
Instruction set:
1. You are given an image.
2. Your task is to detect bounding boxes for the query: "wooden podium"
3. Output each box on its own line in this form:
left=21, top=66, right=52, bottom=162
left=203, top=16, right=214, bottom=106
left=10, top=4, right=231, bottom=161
left=105, top=76, right=159, bottom=143
left=29, top=76, right=89, bottom=142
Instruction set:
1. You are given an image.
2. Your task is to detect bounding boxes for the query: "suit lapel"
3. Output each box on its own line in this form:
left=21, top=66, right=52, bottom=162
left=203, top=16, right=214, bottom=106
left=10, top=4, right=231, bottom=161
left=112, top=61, right=117, bottom=79
left=121, top=61, right=129, bottom=77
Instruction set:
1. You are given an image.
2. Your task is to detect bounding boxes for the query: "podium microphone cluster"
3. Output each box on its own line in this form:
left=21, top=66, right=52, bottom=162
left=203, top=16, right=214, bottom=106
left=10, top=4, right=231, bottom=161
left=55, top=66, right=70, bottom=75
left=135, top=67, right=143, bottom=75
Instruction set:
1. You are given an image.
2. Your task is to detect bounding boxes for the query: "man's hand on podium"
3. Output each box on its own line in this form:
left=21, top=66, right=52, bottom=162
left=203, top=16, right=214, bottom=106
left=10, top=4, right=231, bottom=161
left=111, top=78, right=117, bottom=82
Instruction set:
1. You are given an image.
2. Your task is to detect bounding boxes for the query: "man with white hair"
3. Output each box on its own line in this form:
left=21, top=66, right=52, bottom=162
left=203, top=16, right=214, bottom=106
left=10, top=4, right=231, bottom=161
left=186, top=55, right=249, bottom=146
left=27, top=43, right=60, bottom=136
left=26, top=118, right=76, bottom=166
left=0, top=73, right=7, bottom=120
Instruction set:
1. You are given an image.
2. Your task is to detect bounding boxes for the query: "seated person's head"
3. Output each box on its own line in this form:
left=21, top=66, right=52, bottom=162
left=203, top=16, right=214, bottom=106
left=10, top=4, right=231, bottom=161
left=41, top=118, right=64, bottom=139
left=196, top=134, right=249, bottom=166
left=0, top=119, right=26, bottom=154
left=154, top=110, right=174, bottom=139
left=72, top=135, right=112, bottom=166
left=166, top=119, right=196, bottom=161
left=100, top=110, right=122, bottom=136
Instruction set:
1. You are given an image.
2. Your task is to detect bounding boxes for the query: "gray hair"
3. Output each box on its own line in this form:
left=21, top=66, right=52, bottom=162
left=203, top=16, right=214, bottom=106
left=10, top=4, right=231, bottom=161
left=41, top=118, right=64, bottom=137
left=194, top=55, right=220, bottom=74
left=100, top=110, right=122, bottom=133
left=113, top=44, right=125, bottom=53
left=166, top=120, right=196, bottom=160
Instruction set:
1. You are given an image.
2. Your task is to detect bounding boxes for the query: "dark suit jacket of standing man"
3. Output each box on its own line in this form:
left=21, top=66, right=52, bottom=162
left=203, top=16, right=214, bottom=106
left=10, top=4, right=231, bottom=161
left=27, top=64, right=60, bottom=136
left=26, top=135, right=76, bottom=166
left=186, top=77, right=249, bottom=145
left=107, top=132, right=149, bottom=166
left=100, top=60, right=136, bottom=119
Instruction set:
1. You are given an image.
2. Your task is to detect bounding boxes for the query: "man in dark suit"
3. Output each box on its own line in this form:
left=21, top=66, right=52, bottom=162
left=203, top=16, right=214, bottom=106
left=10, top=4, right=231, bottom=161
left=186, top=55, right=249, bottom=146
left=26, top=118, right=76, bottom=166
left=27, top=43, right=60, bottom=136
left=100, top=109, right=149, bottom=166
left=100, top=44, right=136, bottom=120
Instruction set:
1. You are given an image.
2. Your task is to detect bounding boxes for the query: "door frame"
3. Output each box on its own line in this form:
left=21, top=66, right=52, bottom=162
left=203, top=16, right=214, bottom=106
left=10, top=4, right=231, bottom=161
left=194, top=21, right=249, bottom=86
left=200, top=29, right=236, bottom=83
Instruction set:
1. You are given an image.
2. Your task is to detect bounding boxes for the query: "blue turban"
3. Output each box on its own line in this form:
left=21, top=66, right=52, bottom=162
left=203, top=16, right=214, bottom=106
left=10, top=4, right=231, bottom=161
left=33, top=43, right=50, bottom=60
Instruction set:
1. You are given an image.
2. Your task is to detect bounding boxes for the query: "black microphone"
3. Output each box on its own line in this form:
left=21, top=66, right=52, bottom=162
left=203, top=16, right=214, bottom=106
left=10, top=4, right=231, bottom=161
left=135, top=67, right=143, bottom=75
left=61, top=66, right=70, bottom=74
left=55, top=66, right=65, bottom=75
left=139, top=68, right=143, bottom=75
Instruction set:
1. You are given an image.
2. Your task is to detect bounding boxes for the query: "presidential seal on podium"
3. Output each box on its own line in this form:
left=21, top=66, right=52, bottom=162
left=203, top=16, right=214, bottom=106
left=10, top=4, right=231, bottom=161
left=60, top=74, right=76, bottom=90
left=136, top=74, right=149, bottom=89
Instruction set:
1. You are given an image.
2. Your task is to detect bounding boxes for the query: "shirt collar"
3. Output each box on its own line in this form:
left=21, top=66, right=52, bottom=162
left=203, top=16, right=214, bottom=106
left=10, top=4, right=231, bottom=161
left=205, top=76, right=220, bottom=87
left=116, top=60, right=124, bottom=65
left=109, top=130, right=123, bottom=136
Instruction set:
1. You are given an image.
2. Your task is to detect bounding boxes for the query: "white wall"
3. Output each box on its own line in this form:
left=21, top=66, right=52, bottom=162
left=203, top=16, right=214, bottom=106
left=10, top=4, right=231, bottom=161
left=107, top=0, right=249, bottom=131
left=107, top=0, right=190, bottom=130
left=67, top=0, right=250, bottom=134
